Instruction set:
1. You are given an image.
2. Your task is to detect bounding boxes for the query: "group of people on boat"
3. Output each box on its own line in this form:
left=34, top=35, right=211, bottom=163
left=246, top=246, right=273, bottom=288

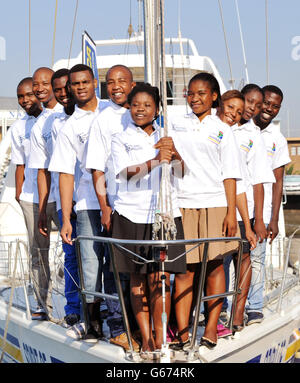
left=10, top=62, right=291, bottom=358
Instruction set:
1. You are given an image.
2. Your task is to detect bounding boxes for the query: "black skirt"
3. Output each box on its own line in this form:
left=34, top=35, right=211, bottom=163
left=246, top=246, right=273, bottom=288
left=111, top=211, right=186, bottom=274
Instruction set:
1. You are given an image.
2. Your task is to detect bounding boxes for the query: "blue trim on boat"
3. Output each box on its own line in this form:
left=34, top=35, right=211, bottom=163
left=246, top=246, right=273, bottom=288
left=0, top=326, right=20, bottom=348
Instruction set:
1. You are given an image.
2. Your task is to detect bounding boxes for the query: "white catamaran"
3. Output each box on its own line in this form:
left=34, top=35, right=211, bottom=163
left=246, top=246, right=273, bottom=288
left=0, top=0, right=300, bottom=364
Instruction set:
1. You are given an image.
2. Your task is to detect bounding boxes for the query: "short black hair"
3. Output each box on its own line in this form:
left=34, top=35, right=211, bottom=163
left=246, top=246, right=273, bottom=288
left=69, top=64, right=94, bottom=81
left=105, top=65, right=133, bottom=82
left=188, top=72, right=221, bottom=108
left=127, top=82, right=160, bottom=110
left=262, top=85, right=283, bottom=102
left=241, top=83, right=263, bottom=97
left=17, top=77, right=33, bottom=90
left=51, top=68, right=69, bottom=87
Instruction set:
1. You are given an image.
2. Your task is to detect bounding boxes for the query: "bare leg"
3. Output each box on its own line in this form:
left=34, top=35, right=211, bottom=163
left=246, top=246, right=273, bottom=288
left=203, top=260, right=225, bottom=343
left=233, top=252, right=252, bottom=326
left=130, top=273, right=155, bottom=351
left=148, top=272, right=171, bottom=349
left=173, top=264, right=197, bottom=342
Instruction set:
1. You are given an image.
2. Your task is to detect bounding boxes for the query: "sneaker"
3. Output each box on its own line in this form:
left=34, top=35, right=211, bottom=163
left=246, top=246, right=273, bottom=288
left=217, top=323, right=232, bottom=338
left=82, top=327, right=101, bottom=344
left=31, top=309, right=48, bottom=321
left=64, top=313, right=80, bottom=326
left=219, top=310, right=229, bottom=324
left=66, top=322, right=86, bottom=340
left=246, top=312, right=264, bottom=326
left=110, top=332, right=140, bottom=352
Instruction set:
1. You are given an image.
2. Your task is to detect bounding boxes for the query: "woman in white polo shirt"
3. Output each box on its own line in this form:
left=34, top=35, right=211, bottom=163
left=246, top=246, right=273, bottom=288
left=169, top=73, right=242, bottom=348
left=217, top=90, right=259, bottom=332
left=110, top=83, right=186, bottom=355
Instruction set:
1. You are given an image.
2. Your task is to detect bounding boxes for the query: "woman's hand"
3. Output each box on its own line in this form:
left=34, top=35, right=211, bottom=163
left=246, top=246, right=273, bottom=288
left=222, top=212, right=237, bottom=237
left=245, top=228, right=257, bottom=251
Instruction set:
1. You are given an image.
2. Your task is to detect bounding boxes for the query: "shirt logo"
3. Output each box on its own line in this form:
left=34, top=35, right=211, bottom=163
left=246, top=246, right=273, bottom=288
left=267, top=142, right=276, bottom=157
left=240, top=139, right=254, bottom=153
left=77, top=132, right=88, bottom=144
left=208, top=130, right=223, bottom=145
left=124, top=143, right=143, bottom=152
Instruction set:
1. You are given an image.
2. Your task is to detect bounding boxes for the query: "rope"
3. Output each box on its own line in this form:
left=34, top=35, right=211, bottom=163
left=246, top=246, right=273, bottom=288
left=51, top=0, right=58, bottom=68
left=67, top=0, right=79, bottom=69
left=152, top=0, right=177, bottom=242
left=217, top=0, right=234, bottom=89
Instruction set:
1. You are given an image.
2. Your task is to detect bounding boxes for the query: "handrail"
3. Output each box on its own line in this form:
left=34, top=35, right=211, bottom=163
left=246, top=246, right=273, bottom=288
left=74, top=235, right=244, bottom=362
left=276, top=226, right=300, bottom=313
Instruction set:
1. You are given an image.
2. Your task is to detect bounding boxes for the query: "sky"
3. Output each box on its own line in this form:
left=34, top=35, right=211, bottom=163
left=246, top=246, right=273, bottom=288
left=0, top=0, right=299, bottom=137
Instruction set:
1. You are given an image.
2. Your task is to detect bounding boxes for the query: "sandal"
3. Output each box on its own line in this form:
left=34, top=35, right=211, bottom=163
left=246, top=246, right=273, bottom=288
left=169, top=338, right=190, bottom=351
left=200, top=336, right=217, bottom=349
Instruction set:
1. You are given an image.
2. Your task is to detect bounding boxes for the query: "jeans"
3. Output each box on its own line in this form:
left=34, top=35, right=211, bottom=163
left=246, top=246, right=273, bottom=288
left=58, top=209, right=81, bottom=316
left=247, top=237, right=267, bottom=313
left=76, top=210, right=103, bottom=304
left=20, top=200, right=59, bottom=314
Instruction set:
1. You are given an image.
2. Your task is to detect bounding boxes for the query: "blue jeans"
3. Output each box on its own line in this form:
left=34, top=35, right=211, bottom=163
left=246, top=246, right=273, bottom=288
left=76, top=210, right=103, bottom=304
left=247, top=237, right=267, bottom=313
left=58, top=210, right=81, bottom=316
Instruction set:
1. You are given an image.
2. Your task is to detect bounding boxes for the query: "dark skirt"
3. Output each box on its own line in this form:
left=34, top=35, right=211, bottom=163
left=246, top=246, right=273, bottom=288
left=111, top=211, right=186, bottom=274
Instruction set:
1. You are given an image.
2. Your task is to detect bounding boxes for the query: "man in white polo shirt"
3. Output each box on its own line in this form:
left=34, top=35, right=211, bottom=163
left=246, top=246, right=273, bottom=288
left=246, top=85, right=291, bottom=325
left=49, top=64, right=106, bottom=343
left=85, top=65, right=140, bottom=352
left=29, top=67, right=81, bottom=326
left=11, top=77, right=43, bottom=317
left=27, top=67, right=62, bottom=320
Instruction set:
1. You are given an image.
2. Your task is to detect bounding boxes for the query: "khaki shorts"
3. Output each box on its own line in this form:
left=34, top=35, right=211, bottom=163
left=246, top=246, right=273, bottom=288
left=180, top=207, right=241, bottom=264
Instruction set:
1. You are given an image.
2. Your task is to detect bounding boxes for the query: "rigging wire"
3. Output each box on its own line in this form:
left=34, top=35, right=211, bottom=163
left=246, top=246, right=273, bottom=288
left=51, top=0, right=58, bottom=68
left=68, top=0, right=79, bottom=69
left=235, top=0, right=249, bottom=84
left=217, top=0, right=234, bottom=89
left=28, top=0, right=31, bottom=75
left=265, top=0, right=269, bottom=84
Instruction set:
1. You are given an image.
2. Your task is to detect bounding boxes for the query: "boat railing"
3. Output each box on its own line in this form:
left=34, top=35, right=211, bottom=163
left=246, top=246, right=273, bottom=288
left=74, top=235, right=244, bottom=362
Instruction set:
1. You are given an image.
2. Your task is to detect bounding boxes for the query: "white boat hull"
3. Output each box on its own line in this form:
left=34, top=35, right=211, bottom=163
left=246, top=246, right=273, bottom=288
left=1, top=283, right=300, bottom=364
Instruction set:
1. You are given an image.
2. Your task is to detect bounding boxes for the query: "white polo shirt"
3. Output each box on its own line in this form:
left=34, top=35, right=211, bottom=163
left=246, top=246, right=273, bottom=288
left=85, top=100, right=132, bottom=208
left=48, top=99, right=105, bottom=211
left=28, top=103, right=64, bottom=203
left=260, top=122, right=291, bottom=223
left=111, top=121, right=181, bottom=224
left=169, top=113, right=243, bottom=208
left=10, top=114, right=39, bottom=203
left=49, top=111, right=72, bottom=211
left=233, top=119, right=275, bottom=221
